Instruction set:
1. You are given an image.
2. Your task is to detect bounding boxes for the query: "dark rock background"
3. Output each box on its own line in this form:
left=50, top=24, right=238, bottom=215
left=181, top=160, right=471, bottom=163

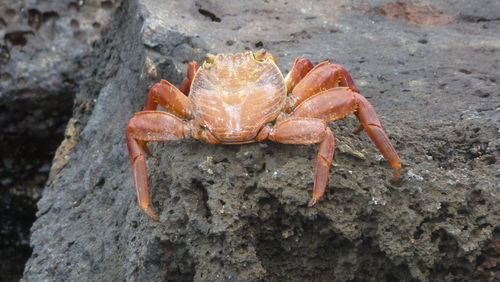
left=1, top=0, right=498, bottom=281
left=0, top=0, right=115, bottom=280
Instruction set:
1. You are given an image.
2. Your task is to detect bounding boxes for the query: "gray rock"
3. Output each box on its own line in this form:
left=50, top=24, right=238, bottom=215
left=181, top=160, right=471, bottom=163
left=0, top=0, right=114, bottom=280
left=23, top=0, right=499, bottom=281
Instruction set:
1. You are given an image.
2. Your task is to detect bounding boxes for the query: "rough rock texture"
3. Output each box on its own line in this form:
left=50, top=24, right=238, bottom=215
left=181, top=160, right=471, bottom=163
left=0, top=1, right=117, bottom=280
left=23, top=0, right=499, bottom=281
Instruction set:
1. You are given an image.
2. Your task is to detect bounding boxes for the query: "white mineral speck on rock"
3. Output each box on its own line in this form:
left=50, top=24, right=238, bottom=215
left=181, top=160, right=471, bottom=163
left=370, top=197, right=386, bottom=206
left=357, top=79, right=369, bottom=86
left=407, top=169, right=424, bottom=181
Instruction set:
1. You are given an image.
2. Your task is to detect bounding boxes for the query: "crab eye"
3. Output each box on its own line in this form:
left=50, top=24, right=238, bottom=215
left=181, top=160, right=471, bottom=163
left=257, top=58, right=265, bottom=62
left=205, top=54, right=216, bottom=64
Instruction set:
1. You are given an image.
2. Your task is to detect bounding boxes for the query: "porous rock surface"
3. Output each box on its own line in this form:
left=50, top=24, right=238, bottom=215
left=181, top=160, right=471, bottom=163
left=24, top=0, right=499, bottom=281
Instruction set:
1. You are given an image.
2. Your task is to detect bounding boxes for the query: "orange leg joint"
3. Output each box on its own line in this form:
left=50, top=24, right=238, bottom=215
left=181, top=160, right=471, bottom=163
left=291, top=87, right=402, bottom=182
left=126, top=111, right=191, bottom=220
left=266, top=118, right=336, bottom=206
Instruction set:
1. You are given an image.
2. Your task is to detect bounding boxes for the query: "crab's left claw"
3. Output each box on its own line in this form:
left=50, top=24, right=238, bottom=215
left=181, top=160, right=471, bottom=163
left=179, top=61, right=200, bottom=95
left=284, top=57, right=314, bottom=95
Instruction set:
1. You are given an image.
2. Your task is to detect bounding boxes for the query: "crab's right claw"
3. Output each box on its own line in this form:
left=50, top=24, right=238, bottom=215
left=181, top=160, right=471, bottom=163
left=284, top=57, right=314, bottom=95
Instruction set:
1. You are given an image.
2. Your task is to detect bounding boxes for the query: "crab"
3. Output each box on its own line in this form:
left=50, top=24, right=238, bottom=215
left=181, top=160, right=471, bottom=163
left=126, top=50, right=402, bottom=220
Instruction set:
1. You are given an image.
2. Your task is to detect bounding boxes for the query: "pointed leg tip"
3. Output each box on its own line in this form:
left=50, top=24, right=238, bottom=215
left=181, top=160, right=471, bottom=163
left=143, top=206, right=159, bottom=221
left=390, top=167, right=402, bottom=184
left=353, top=124, right=364, bottom=134
left=307, top=197, right=319, bottom=207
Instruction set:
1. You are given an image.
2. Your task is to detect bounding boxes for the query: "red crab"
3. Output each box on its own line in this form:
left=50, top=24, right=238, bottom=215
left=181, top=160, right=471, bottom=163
left=126, top=50, right=402, bottom=220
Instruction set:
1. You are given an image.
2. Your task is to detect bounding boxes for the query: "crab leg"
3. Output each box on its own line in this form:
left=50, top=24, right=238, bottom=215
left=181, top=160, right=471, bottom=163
left=140, top=79, right=194, bottom=155
left=267, top=117, right=335, bottom=206
left=179, top=61, right=200, bottom=95
left=354, top=92, right=402, bottom=181
left=291, top=87, right=402, bottom=181
left=143, top=79, right=194, bottom=116
left=126, top=111, right=191, bottom=220
left=289, top=62, right=359, bottom=111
